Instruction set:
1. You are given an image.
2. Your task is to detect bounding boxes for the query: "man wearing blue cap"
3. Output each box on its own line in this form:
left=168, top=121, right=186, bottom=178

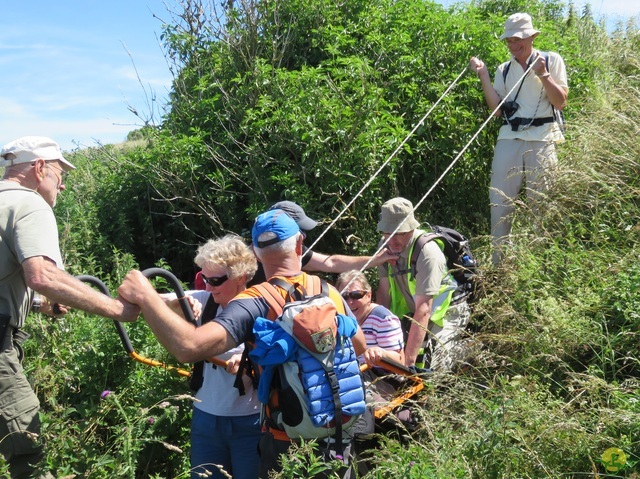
left=248, top=201, right=397, bottom=283
left=117, top=209, right=366, bottom=479
left=193, top=201, right=396, bottom=288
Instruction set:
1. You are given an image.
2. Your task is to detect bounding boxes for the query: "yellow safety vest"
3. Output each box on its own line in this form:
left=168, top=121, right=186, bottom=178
left=387, top=233, right=454, bottom=328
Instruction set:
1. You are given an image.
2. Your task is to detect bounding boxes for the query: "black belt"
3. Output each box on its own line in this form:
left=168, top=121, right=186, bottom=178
left=1, top=326, right=15, bottom=351
left=504, top=116, right=555, bottom=131
left=0, top=325, right=28, bottom=352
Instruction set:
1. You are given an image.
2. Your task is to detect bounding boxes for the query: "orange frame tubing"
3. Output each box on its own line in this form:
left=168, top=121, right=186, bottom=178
left=360, top=356, right=425, bottom=419
left=78, top=270, right=198, bottom=378
left=79, top=270, right=425, bottom=416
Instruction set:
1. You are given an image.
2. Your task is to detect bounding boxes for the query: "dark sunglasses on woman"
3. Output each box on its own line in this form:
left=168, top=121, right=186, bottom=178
left=341, top=290, right=367, bottom=301
left=201, top=274, right=229, bottom=287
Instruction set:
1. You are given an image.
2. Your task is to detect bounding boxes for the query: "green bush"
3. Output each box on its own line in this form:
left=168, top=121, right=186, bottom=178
left=22, top=1, right=640, bottom=477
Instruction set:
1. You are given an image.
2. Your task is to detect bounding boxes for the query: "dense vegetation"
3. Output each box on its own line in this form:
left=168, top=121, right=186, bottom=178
left=6, top=0, right=639, bottom=477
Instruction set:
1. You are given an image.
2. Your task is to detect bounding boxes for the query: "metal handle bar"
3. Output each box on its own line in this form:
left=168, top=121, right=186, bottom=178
left=76, top=271, right=192, bottom=377
left=141, top=267, right=196, bottom=324
left=208, top=357, right=229, bottom=368
left=77, top=274, right=135, bottom=355
left=138, top=269, right=236, bottom=370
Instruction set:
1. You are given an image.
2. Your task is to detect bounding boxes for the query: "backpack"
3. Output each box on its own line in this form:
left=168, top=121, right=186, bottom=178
left=249, top=276, right=366, bottom=446
left=502, top=51, right=565, bottom=132
left=410, top=225, right=478, bottom=301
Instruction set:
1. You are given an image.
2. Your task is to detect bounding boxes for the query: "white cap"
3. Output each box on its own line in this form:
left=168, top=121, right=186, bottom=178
left=0, top=136, right=75, bottom=170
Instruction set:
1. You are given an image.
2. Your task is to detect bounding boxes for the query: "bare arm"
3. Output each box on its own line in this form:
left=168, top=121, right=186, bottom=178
left=469, top=57, right=503, bottom=116
left=404, top=294, right=433, bottom=367
left=531, top=53, right=568, bottom=110
left=118, top=270, right=237, bottom=363
left=303, top=249, right=398, bottom=274
left=363, top=346, right=404, bottom=366
left=159, top=293, right=203, bottom=321
left=22, top=256, right=139, bottom=321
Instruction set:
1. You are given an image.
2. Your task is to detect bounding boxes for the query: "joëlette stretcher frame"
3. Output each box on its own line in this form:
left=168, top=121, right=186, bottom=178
left=360, top=357, right=425, bottom=420
left=80, top=270, right=424, bottom=416
left=77, top=267, right=226, bottom=377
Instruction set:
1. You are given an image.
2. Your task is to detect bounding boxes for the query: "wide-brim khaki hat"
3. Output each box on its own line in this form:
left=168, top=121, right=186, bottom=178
left=0, top=136, right=75, bottom=170
left=377, top=197, right=420, bottom=233
left=500, top=13, right=540, bottom=40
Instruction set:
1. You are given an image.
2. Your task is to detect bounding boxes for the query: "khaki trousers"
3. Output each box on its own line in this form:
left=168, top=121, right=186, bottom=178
left=490, top=139, right=557, bottom=264
left=0, top=347, right=51, bottom=479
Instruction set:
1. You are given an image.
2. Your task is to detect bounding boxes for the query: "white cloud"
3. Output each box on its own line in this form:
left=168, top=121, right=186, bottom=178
left=583, top=0, right=640, bottom=18
left=0, top=0, right=172, bottom=151
left=0, top=94, right=144, bottom=151
left=1, top=115, right=140, bottom=152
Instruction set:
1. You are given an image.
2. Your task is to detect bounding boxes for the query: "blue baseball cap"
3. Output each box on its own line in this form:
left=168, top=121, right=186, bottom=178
left=252, top=209, right=300, bottom=248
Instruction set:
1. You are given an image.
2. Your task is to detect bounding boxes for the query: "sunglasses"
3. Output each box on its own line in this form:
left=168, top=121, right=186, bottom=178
left=341, top=290, right=367, bottom=301
left=201, top=274, right=229, bottom=287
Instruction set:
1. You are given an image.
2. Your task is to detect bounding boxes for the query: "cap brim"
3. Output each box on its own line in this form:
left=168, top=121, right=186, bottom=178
left=500, top=29, right=540, bottom=40
left=296, top=216, right=317, bottom=231
left=58, top=157, right=76, bottom=170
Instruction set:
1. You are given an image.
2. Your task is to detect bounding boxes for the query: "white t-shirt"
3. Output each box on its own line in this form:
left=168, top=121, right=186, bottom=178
left=186, top=290, right=260, bottom=417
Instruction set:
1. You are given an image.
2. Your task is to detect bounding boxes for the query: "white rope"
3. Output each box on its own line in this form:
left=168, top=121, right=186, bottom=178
left=307, top=66, right=469, bottom=254
left=337, top=60, right=537, bottom=294
left=354, top=60, right=537, bottom=276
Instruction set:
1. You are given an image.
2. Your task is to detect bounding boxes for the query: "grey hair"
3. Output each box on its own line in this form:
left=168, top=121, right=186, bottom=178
left=2, top=160, right=32, bottom=178
left=253, top=232, right=302, bottom=261
left=336, top=270, right=372, bottom=292
left=194, top=234, right=257, bottom=280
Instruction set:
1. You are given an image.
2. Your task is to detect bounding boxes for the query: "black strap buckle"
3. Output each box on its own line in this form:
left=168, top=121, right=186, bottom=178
left=504, top=116, right=555, bottom=131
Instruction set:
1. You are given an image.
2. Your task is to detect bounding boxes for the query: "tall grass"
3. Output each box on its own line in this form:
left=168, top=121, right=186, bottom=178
left=353, top=22, right=640, bottom=479
left=278, top=16, right=640, bottom=479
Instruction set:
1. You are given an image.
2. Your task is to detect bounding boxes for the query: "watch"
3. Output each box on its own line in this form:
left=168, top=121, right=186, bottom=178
left=31, top=295, right=42, bottom=312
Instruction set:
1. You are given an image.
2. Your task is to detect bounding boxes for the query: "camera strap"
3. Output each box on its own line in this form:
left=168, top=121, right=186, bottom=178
left=503, top=54, right=540, bottom=129
left=506, top=54, right=535, bottom=104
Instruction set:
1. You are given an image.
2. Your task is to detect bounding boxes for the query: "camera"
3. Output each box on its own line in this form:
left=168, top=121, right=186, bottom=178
left=502, top=100, right=519, bottom=118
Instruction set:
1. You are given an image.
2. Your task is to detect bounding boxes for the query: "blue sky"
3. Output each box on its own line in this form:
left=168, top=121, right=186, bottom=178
left=1, top=1, right=638, bottom=152
left=0, top=1, right=173, bottom=151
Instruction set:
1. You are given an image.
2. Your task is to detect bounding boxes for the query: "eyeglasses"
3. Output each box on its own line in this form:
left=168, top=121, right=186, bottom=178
left=46, top=163, right=67, bottom=185
left=201, top=274, right=229, bottom=287
left=341, top=290, right=367, bottom=301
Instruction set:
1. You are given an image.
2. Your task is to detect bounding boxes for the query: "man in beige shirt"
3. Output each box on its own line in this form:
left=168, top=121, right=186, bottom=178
left=469, top=13, right=569, bottom=264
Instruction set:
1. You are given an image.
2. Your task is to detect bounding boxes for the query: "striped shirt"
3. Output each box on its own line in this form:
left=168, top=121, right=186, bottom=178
left=360, top=304, right=404, bottom=352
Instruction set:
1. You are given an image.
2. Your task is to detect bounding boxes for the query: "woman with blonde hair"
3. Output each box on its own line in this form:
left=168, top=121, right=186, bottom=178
left=171, top=234, right=261, bottom=479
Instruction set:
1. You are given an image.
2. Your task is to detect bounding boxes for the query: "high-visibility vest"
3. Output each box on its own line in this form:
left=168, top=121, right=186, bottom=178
left=386, top=231, right=455, bottom=328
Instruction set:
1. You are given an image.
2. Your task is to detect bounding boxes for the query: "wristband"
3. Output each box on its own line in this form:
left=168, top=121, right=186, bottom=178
left=537, top=72, right=550, bottom=79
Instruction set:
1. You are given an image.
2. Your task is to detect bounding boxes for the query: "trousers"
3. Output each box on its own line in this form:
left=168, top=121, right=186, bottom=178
left=190, top=407, right=261, bottom=479
left=490, top=138, right=557, bottom=264
left=0, top=346, right=47, bottom=479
